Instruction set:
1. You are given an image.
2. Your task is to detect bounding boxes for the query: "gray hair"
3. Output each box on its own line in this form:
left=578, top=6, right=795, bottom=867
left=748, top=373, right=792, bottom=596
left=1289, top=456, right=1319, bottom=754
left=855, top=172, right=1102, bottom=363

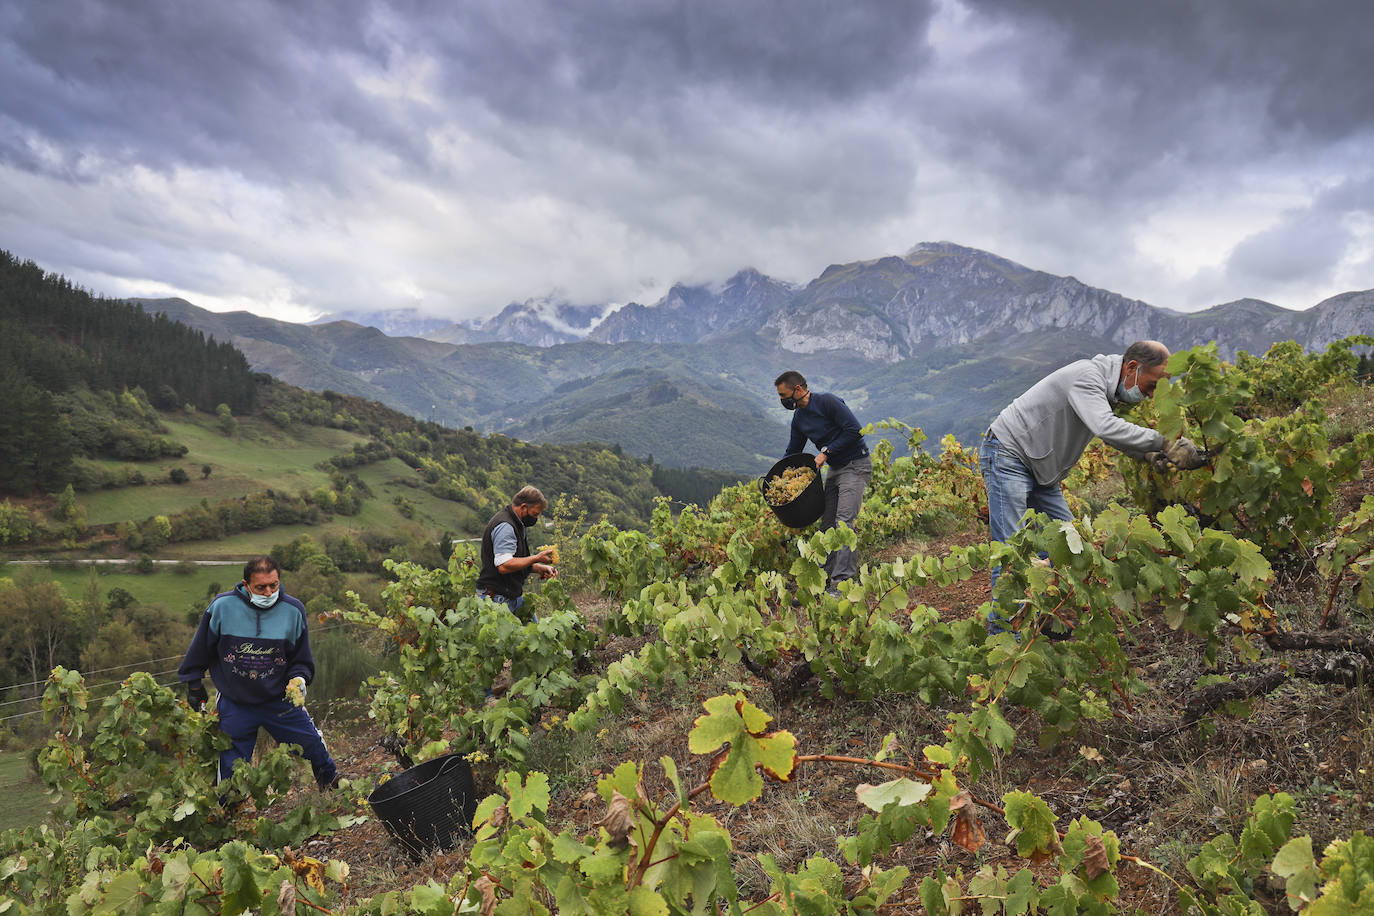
left=1123, top=340, right=1169, bottom=368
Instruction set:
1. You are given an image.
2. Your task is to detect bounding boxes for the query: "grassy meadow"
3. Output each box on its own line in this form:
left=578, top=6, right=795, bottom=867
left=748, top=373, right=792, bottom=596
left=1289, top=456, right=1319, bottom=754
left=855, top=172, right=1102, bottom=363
left=0, top=562, right=237, bottom=617
left=77, top=415, right=368, bottom=526
left=0, top=751, right=49, bottom=832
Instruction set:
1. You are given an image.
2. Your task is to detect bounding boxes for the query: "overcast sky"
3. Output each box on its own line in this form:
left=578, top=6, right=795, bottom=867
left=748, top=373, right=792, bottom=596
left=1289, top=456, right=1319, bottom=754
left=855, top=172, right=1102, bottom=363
left=2, top=0, right=1372, bottom=324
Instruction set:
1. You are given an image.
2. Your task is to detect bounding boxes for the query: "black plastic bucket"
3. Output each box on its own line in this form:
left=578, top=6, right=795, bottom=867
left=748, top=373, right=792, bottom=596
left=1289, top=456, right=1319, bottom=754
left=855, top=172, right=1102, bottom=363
left=760, top=453, right=825, bottom=528
left=367, top=753, right=478, bottom=860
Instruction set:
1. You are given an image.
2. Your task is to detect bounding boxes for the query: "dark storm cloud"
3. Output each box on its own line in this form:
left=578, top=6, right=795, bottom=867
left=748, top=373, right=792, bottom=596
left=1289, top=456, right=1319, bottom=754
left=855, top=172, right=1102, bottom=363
left=0, top=0, right=1368, bottom=317
left=0, top=0, right=937, bottom=181
left=413, top=0, right=937, bottom=118
left=961, top=0, right=1374, bottom=145
left=0, top=0, right=416, bottom=183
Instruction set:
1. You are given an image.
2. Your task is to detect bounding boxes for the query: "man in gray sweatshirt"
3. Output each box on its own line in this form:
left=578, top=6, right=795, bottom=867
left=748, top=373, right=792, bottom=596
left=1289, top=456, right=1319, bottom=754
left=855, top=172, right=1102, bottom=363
left=980, top=339, right=1204, bottom=631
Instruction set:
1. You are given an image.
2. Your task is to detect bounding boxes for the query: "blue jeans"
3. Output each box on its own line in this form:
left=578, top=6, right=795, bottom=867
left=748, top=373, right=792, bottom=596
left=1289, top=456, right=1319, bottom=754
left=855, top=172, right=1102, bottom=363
left=477, top=591, right=538, bottom=624
left=216, top=694, right=336, bottom=789
left=478, top=591, right=524, bottom=616
left=980, top=432, right=1071, bottom=629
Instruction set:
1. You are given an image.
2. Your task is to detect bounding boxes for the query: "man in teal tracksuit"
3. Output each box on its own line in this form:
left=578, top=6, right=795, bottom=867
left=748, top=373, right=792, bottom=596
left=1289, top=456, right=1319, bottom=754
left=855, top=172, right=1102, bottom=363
left=178, top=556, right=337, bottom=789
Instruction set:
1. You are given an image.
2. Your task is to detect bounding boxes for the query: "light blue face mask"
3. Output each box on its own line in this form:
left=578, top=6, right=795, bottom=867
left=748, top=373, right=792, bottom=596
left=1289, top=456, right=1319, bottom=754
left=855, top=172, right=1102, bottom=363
left=1117, top=364, right=1145, bottom=404
left=249, top=589, right=280, bottom=609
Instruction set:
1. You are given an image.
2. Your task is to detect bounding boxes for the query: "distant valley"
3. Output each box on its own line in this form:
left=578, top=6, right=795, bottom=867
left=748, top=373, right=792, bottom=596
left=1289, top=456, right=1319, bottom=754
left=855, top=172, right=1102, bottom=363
left=135, top=242, right=1374, bottom=473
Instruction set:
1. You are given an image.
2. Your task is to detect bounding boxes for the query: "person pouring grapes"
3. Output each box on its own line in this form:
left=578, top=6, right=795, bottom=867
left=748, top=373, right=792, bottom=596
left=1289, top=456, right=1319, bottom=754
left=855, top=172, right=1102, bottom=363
left=177, top=556, right=338, bottom=791
left=774, top=371, right=872, bottom=595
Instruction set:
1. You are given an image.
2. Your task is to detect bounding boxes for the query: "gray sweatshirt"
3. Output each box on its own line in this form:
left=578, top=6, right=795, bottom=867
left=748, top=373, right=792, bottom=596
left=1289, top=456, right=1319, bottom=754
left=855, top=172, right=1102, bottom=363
left=989, top=353, right=1166, bottom=486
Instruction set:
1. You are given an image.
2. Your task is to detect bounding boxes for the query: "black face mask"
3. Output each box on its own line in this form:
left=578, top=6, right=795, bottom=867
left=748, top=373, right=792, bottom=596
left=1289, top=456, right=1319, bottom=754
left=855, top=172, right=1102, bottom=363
left=779, top=396, right=798, bottom=410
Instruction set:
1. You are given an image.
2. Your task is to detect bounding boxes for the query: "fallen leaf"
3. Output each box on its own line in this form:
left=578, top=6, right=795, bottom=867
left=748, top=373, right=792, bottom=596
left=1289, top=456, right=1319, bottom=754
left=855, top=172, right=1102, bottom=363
left=1079, top=746, right=1104, bottom=763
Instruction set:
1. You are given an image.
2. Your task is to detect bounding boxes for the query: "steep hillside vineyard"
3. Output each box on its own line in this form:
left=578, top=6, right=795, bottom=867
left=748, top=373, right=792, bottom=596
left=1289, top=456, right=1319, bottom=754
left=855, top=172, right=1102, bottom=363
left=4, top=339, right=1374, bottom=914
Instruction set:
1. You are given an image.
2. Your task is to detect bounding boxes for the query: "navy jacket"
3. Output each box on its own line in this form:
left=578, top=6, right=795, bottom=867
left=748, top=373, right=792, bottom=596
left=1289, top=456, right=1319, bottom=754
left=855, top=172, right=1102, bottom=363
left=785, top=392, right=869, bottom=466
left=178, top=585, right=314, bottom=705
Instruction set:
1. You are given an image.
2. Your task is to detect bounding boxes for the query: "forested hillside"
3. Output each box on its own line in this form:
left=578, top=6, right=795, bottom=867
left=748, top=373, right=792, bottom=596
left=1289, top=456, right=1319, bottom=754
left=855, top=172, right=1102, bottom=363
left=0, top=250, right=738, bottom=550
left=0, top=251, right=256, bottom=493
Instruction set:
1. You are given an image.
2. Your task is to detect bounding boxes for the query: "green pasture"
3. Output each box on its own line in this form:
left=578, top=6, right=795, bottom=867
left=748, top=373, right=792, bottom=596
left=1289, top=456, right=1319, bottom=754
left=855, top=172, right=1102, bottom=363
left=78, top=415, right=367, bottom=525
left=0, top=751, right=50, bottom=831
left=1, top=562, right=239, bottom=615
left=161, top=526, right=322, bottom=560
left=351, top=458, right=482, bottom=536
left=3, top=560, right=384, bottom=629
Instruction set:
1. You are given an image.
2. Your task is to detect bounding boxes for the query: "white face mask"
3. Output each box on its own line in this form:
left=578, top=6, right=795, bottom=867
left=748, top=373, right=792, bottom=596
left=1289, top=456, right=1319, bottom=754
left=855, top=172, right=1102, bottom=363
left=1117, top=365, right=1145, bottom=404
left=249, top=589, right=279, bottom=609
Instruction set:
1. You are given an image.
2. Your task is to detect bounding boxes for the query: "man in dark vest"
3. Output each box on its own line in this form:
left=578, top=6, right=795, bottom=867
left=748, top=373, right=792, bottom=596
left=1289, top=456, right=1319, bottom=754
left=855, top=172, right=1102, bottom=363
left=476, top=486, right=557, bottom=618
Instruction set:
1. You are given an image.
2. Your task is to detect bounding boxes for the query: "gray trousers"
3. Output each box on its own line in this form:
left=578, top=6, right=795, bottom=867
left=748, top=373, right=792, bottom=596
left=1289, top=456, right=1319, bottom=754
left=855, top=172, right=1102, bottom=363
left=821, top=455, right=871, bottom=582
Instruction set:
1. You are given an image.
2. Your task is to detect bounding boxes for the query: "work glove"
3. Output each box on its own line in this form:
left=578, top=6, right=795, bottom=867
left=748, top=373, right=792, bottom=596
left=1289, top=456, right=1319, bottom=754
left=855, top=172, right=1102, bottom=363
left=285, top=676, right=307, bottom=707
left=1165, top=437, right=1208, bottom=470
left=186, top=680, right=208, bottom=710
left=1146, top=437, right=1208, bottom=472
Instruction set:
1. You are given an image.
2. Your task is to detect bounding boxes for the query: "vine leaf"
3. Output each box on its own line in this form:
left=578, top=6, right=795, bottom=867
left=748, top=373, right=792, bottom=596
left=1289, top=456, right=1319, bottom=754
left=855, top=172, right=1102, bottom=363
left=948, top=790, right=985, bottom=854
left=1271, top=836, right=1318, bottom=909
left=1083, top=835, right=1111, bottom=879
left=628, top=886, right=671, bottom=915
left=855, top=778, right=932, bottom=813
left=503, top=771, right=551, bottom=820
left=1003, top=791, right=1060, bottom=863
left=688, top=693, right=797, bottom=805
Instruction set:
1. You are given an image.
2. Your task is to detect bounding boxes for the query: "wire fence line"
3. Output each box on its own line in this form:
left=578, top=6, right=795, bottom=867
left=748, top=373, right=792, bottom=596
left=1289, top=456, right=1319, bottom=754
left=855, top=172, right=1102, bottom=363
left=0, top=622, right=357, bottom=726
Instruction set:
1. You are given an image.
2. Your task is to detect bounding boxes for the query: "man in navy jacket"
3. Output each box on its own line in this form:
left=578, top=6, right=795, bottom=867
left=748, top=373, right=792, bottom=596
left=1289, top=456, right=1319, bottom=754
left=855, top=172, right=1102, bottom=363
left=775, top=370, right=872, bottom=590
left=179, top=556, right=337, bottom=790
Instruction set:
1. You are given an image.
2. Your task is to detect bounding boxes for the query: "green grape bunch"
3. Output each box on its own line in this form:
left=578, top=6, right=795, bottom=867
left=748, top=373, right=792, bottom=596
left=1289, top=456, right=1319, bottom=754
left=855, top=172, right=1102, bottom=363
left=764, top=466, right=817, bottom=506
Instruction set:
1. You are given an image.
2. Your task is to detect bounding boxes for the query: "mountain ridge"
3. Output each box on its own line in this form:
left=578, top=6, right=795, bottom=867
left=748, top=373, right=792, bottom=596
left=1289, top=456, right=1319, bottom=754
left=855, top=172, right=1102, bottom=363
left=131, top=242, right=1374, bottom=472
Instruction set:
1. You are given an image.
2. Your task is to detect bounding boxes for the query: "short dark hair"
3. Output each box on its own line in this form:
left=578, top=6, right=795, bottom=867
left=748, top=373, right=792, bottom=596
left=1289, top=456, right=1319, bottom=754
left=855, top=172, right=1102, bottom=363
left=512, top=486, right=547, bottom=507
left=243, top=556, right=280, bottom=583
left=774, top=370, right=807, bottom=388
left=1123, top=340, right=1169, bottom=369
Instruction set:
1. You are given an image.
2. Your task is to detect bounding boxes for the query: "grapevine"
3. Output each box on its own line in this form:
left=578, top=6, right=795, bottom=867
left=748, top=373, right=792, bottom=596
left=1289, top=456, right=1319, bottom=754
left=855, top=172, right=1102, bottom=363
left=7, top=337, right=1374, bottom=913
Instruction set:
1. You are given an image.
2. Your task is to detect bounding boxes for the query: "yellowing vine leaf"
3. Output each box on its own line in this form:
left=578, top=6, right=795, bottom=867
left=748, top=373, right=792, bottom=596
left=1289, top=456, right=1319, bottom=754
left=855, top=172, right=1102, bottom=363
left=689, top=693, right=797, bottom=805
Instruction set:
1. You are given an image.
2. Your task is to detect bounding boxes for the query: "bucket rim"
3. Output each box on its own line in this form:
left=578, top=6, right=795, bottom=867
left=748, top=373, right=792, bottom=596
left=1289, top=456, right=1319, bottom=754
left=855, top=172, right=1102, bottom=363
left=367, top=753, right=472, bottom=807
